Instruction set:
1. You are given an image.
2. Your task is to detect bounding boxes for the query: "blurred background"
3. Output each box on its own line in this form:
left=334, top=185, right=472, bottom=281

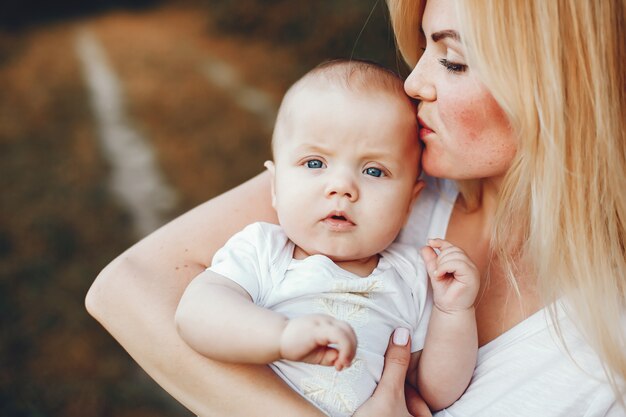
left=0, top=1, right=408, bottom=415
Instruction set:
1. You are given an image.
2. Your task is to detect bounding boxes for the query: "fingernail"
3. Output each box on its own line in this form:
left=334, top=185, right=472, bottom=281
left=393, top=328, right=410, bottom=346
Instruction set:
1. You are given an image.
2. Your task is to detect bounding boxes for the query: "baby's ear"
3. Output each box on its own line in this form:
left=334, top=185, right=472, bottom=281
left=410, top=179, right=425, bottom=206
left=402, top=179, right=424, bottom=227
left=263, top=161, right=277, bottom=208
left=405, top=179, right=425, bottom=222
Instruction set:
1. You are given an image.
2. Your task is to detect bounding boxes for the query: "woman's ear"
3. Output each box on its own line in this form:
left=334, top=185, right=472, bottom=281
left=263, top=160, right=276, bottom=208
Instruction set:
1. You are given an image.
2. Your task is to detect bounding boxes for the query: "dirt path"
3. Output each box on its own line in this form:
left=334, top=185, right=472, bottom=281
left=75, top=28, right=177, bottom=238
left=73, top=10, right=290, bottom=237
left=0, top=21, right=188, bottom=417
left=84, top=6, right=294, bottom=210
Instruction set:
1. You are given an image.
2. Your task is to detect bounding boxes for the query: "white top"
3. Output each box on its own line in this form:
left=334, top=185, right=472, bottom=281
left=398, top=177, right=625, bottom=417
left=210, top=222, right=431, bottom=417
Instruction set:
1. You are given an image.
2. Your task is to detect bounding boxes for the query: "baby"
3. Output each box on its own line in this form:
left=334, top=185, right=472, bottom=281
left=176, top=59, right=479, bottom=416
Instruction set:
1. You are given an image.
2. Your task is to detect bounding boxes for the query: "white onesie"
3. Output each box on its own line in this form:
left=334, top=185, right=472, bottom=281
left=209, top=222, right=431, bottom=417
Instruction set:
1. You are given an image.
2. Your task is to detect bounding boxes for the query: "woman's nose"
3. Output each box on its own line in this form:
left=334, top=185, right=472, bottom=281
left=325, top=173, right=358, bottom=202
left=404, top=57, right=436, bottom=101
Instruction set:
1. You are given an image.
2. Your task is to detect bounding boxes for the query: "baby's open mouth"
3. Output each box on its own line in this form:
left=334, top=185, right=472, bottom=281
left=323, top=212, right=355, bottom=228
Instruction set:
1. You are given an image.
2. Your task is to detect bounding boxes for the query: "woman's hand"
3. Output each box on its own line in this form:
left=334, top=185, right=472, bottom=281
left=354, top=329, right=432, bottom=417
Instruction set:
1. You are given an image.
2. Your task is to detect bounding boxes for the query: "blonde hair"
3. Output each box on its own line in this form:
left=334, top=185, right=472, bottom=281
left=388, top=0, right=626, bottom=396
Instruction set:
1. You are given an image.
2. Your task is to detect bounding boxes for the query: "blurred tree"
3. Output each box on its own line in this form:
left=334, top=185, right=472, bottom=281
left=205, top=0, right=407, bottom=75
left=0, top=0, right=160, bottom=30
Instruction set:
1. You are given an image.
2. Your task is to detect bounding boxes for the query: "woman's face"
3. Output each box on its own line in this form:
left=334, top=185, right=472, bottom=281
left=404, top=0, right=517, bottom=181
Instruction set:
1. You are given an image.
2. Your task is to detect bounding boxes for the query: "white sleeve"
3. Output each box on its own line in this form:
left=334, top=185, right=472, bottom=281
left=411, top=278, right=433, bottom=353
left=603, top=402, right=626, bottom=417
left=592, top=389, right=626, bottom=417
left=209, top=222, right=288, bottom=305
left=383, top=243, right=433, bottom=352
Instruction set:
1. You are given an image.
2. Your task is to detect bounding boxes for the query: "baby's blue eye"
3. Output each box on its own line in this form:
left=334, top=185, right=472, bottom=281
left=364, top=167, right=384, bottom=177
left=306, top=159, right=325, bottom=169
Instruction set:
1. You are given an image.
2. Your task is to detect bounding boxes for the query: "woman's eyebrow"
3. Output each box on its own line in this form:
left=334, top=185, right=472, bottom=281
left=432, top=30, right=460, bottom=42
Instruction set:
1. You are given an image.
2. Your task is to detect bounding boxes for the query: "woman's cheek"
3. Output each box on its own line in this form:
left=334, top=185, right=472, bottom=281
left=421, top=92, right=479, bottom=176
left=438, top=88, right=483, bottom=144
left=438, top=86, right=516, bottom=176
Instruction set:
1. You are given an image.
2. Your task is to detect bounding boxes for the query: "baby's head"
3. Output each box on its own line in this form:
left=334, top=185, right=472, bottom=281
left=265, top=59, right=423, bottom=262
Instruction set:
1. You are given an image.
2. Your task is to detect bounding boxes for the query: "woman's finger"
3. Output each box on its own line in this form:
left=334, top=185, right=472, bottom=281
left=376, top=328, right=412, bottom=394
left=405, top=384, right=433, bottom=417
left=353, top=330, right=413, bottom=416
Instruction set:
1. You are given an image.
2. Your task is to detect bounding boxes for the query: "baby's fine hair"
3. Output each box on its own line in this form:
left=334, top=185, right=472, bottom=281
left=298, top=58, right=408, bottom=96
left=272, top=59, right=413, bottom=149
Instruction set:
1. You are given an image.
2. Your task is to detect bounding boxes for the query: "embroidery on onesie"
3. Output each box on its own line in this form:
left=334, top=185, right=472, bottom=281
left=300, top=279, right=385, bottom=416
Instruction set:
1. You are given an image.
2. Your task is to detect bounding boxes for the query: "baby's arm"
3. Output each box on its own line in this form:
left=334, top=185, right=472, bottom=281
left=175, top=270, right=357, bottom=370
left=410, top=239, right=479, bottom=411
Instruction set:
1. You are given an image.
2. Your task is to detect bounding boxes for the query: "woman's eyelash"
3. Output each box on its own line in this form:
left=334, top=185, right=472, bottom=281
left=439, top=58, right=468, bottom=73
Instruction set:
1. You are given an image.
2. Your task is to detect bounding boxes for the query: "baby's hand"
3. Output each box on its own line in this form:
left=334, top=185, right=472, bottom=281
left=421, top=239, right=480, bottom=313
left=279, top=314, right=357, bottom=371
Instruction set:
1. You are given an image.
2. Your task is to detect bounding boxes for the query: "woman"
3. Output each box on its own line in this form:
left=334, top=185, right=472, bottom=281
left=86, top=0, right=626, bottom=415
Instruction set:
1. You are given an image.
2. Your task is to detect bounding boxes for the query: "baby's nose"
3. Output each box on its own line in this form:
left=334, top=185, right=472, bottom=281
left=325, top=174, right=358, bottom=201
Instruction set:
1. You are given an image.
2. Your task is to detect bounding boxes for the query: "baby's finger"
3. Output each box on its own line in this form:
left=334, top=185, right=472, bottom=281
left=427, top=238, right=455, bottom=251
left=315, top=347, right=339, bottom=367
left=436, top=248, right=471, bottom=266
left=327, top=324, right=357, bottom=370
left=434, top=258, right=475, bottom=281
left=420, top=245, right=438, bottom=278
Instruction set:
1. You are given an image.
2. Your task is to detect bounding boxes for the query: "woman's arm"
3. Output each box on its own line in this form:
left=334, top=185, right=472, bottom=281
left=85, top=172, right=325, bottom=417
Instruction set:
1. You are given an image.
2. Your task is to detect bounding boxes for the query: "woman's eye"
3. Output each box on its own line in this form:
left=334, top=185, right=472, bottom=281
left=364, top=167, right=385, bottom=177
left=438, top=58, right=468, bottom=74
left=305, top=159, right=325, bottom=169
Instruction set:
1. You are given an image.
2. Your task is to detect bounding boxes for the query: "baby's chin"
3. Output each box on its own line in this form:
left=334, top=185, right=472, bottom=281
left=296, top=243, right=385, bottom=263
left=323, top=251, right=380, bottom=263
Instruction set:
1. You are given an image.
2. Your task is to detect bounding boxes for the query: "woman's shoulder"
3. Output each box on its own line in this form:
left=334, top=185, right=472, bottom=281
left=396, top=176, right=457, bottom=248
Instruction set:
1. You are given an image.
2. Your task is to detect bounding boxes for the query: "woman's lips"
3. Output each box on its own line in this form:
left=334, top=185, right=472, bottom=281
left=418, top=117, right=435, bottom=140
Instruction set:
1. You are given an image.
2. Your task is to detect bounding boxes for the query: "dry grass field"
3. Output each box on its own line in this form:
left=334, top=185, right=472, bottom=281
left=0, top=2, right=399, bottom=415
